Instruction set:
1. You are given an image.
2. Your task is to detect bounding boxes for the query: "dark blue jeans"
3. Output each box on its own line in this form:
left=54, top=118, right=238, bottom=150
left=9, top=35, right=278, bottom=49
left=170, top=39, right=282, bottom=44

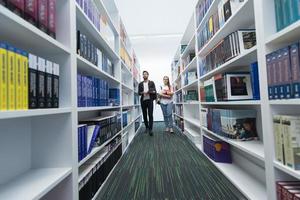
left=160, top=102, right=173, bottom=128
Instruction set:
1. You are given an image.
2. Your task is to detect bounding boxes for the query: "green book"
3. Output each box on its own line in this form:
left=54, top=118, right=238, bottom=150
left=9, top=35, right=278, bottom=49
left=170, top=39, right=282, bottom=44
left=274, top=0, right=283, bottom=31
left=290, top=0, right=300, bottom=23
left=282, top=0, right=292, bottom=28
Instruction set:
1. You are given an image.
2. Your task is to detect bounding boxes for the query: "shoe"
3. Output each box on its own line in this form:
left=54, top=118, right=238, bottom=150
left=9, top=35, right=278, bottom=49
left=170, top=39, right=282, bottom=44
left=169, top=128, right=174, bottom=134
left=165, top=128, right=169, bottom=132
left=145, top=128, right=149, bottom=134
left=149, top=130, right=153, bottom=136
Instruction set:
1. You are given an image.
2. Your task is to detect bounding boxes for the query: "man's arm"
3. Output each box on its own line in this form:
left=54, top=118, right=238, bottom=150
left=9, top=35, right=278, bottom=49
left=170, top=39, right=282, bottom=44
left=138, top=82, right=143, bottom=96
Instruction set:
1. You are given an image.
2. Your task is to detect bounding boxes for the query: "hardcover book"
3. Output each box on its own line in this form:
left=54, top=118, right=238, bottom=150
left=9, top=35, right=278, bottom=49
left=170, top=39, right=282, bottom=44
left=0, top=42, right=7, bottom=110
left=225, top=73, right=253, bottom=100
left=45, top=60, right=53, bottom=108
left=37, top=57, right=45, bottom=108
left=290, top=43, right=300, bottom=98
left=29, top=53, right=37, bottom=109
left=38, top=0, right=48, bottom=34
left=7, top=0, right=24, bottom=17
left=7, top=44, right=15, bottom=110
left=15, top=48, right=22, bottom=110
left=21, top=50, right=28, bottom=110
left=48, top=0, right=56, bottom=38
left=52, top=62, right=59, bottom=108
left=24, top=0, right=38, bottom=25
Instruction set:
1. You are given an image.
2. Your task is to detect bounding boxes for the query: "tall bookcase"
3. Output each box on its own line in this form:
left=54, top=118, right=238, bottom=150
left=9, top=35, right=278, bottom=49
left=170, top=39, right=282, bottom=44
left=0, top=0, right=142, bottom=199
left=171, top=0, right=300, bottom=199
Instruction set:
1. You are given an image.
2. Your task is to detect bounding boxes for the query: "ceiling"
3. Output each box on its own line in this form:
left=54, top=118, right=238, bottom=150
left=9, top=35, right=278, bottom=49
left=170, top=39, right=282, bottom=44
left=114, top=0, right=198, bottom=37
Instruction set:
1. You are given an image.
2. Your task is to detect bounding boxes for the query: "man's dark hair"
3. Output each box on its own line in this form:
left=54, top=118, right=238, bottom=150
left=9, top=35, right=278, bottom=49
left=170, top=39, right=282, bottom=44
left=143, top=71, right=149, bottom=75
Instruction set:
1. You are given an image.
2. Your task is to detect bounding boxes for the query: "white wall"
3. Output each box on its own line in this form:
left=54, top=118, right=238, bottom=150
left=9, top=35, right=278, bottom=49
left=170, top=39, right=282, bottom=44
left=132, top=35, right=182, bottom=121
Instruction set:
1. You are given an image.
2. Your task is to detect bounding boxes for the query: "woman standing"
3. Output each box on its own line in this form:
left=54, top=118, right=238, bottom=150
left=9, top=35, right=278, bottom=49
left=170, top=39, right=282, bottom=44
left=159, top=76, right=174, bottom=133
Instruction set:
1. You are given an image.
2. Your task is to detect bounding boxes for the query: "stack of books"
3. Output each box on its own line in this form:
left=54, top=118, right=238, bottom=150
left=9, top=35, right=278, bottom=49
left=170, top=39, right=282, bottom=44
left=274, top=0, right=300, bottom=31
left=273, top=115, right=300, bottom=171
left=202, top=108, right=258, bottom=141
left=199, top=29, right=256, bottom=76
left=109, top=88, right=120, bottom=106
left=266, top=42, right=300, bottom=100
left=277, top=181, right=300, bottom=200
left=195, top=0, right=214, bottom=27
left=183, top=90, right=198, bottom=102
left=184, top=71, right=197, bottom=86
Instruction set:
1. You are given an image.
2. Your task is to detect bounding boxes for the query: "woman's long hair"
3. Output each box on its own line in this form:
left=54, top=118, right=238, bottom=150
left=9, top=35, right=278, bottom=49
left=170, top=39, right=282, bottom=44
left=163, top=76, right=171, bottom=90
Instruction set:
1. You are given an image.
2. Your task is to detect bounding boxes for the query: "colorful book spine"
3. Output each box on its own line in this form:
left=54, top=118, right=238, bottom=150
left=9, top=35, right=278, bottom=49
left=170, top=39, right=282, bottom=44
left=48, top=0, right=56, bottom=38
left=0, top=42, right=7, bottom=111
left=29, top=53, right=37, bottom=109
left=37, top=57, right=45, bottom=108
left=273, top=115, right=284, bottom=164
left=290, top=43, right=300, bottom=98
left=15, top=48, right=23, bottom=110
left=21, top=50, right=28, bottom=110
left=45, top=60, right=53, bottom=108
left=7, top=44, right=15, bottom=110
left=37, top=0, right=48, bottom=34
left=250, top=62, right=260, bottom=100
left=52, top=62, right=59, bottom=108
left=7, top=0, right=24, bottom=17
left=24, top=0, right=38, bottom=25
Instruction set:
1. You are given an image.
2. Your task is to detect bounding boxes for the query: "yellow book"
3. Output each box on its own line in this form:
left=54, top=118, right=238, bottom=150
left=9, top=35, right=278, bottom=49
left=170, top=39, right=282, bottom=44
left=21, top=51, right=28, bottom=110
left=0, top=42, right=7, bottom=111
left=273, top=115, right=284, bottom=163
left=7, top=45, right=15, bottom=110
left=15, top=49, right=22, bottom=110
left=209, top=16, right=214, bottom=35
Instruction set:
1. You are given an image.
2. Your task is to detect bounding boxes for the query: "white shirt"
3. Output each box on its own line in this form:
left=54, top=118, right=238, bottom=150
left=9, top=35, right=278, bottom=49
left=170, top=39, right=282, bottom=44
left=160, top=85, right=173, bottom=104
left=143, top=81, right=150, bottom=101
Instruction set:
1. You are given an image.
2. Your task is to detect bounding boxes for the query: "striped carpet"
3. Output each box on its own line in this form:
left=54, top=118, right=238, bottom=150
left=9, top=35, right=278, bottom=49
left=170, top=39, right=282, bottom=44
left=96, top=122, right=247, bottom=200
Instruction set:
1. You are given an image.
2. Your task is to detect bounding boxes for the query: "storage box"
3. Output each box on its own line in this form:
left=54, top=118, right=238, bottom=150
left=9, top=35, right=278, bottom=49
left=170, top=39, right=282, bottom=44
left=203, top=134, right=232, bottom=163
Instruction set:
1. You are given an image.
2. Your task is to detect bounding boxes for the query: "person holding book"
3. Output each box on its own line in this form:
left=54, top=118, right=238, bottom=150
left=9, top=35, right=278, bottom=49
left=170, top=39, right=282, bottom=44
left=138, top=71, right=157, bottom=136
left=158, top=76, right=174, bottom=134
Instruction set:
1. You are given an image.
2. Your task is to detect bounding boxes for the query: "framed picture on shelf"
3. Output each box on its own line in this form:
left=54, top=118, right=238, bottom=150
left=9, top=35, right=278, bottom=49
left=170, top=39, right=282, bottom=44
left=225, top=73, right=253, bottom=100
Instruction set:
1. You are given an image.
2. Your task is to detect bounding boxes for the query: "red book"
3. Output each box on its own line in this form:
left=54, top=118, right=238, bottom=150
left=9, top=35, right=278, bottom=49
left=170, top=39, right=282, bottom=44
left=294, top=194, right=300, bottom=200
left=277, top=182, right=300, bottom=200
left=38, top=0, right=48, bottom=34
left=289, top=190, right=300, bottom=200
left=48, top=0, right=56, bottom=38
left=24, top=0, right=38, bottom=25
left=283, top=186, right=300, bottom=200
left=7, top=0, right=24, bottom=17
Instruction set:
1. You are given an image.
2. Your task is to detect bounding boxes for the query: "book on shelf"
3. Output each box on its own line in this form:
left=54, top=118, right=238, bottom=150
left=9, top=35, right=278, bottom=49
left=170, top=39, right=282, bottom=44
left=274, top=0, right=300, bottom=31
left=183, top=89, right=198, bottom=102
left=266, top=42, right=300, bottom=100
left=274, top=115, right=300, bottom=170
left=277, top=181, right=300, bottom=200
left=86, top=125, right=100, bottom=154
left=201, top=108, right=208, bottom=128
left=199, top=30, right=256, bottom=77
left=24, top=0, right=38, bottom=26
left=45, top=60, right=53, bottom=108
left=206, top=108, right=258, bottom=141
left=250, top=62, right=260, bottom=100
left=0, top=42, right=7, bottom=111
left=79, top=142, right=122, bottom=200
left=204, top=78, right=216, bottom=102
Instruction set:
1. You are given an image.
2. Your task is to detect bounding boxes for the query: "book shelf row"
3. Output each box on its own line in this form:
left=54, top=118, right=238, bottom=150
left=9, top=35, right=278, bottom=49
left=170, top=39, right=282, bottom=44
left=0, top=0, right=142, bottom=200
left=171, top=0, right=300, bottom=199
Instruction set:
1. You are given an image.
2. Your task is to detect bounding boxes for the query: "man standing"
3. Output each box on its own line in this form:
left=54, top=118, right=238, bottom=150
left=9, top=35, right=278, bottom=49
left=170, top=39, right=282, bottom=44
left=138, top=71, right=157, bottom=136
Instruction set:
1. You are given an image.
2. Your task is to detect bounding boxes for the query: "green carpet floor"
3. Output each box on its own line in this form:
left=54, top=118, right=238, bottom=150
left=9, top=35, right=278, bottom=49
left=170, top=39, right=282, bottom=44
left=96, top=122, right=247, bottom=200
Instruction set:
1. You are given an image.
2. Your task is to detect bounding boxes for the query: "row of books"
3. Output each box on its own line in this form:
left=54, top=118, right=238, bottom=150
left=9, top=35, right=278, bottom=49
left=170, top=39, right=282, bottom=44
left=77, top=30, right=115, bottom=77
left=203, top=134, right=232, bottom=163
left=184, top=90, right=198, bottom=102
left=277, top=181, right=300, bottom=200
left=174, top=115, right=184, bottom=131
left=182, top=52, right=196, bottom=70
left=266, top=42, right=300, bottom=100
left=174, top=104, right=183, bottom=117
left=122, top=110, right=132, bottom=127
left=201, top=108, right=258, bottom=141
left=175, top=91, right=183, bottom=103
left=120, top=45, right=132, bottom=69
left=184, top=71, right=197, bottom=86
left=197, top=0, right=245, bottom=52
left=199, top=29, right=256, bottom=77
left=76, top=0, right=115, bottom=48
left=273, top=115, right=300, bottom=171
left=79, top=140, right=122, bottom=200
left=78, top=114, right=122, bottom=162
left=274, top=0, right=300, bottom=31
left=0, top=42, right=60, bottom=111
left=1, top=0, right=56, bottom=38
left=195, top=0, right=213, bottom=27
left=77, top=74, right=109, bottom=107
left=201, top=62, right=260, bottom=102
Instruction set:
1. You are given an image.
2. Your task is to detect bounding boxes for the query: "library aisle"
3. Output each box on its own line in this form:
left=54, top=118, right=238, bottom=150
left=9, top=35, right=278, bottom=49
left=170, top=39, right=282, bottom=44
left=96, top=122, right=246, bottom=200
